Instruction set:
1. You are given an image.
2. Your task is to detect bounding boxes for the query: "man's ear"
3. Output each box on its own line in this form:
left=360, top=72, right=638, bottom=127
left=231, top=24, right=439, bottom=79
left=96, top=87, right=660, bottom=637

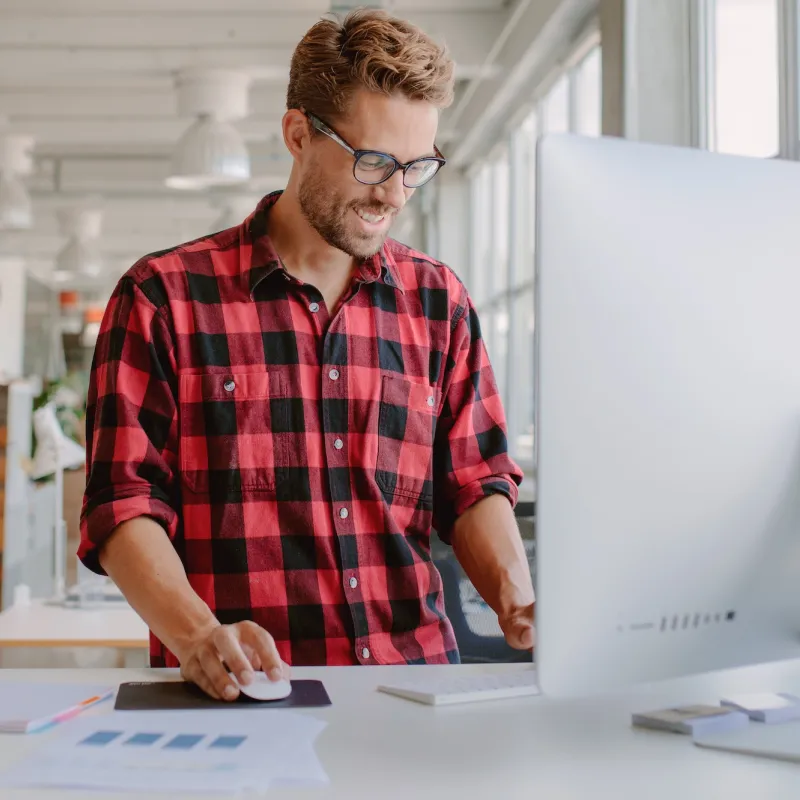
left=283, top=110, right=311, bottom=160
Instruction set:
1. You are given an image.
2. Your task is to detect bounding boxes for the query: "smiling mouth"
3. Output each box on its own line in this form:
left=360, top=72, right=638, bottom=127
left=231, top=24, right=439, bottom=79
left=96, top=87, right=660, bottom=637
left=355, top=207, right=389, bottom=225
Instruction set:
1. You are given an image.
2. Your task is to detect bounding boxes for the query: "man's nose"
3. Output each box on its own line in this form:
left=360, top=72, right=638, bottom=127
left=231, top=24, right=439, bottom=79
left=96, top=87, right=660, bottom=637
left=373, top=169, right=406, bottom=212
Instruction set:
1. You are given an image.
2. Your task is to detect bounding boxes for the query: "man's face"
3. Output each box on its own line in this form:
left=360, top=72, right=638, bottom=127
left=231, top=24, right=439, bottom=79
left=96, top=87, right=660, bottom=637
left=298, top=90, right=439, bottom=259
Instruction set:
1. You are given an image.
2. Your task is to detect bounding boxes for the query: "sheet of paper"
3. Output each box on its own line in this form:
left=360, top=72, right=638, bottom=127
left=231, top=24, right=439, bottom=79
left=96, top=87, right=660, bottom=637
left=0, top=707, right=329, bottom=793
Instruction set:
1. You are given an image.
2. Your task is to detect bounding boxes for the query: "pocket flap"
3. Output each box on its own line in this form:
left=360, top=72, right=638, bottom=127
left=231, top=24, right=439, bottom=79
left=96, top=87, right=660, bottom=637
left=381, top=375, right=440, bottom=414
left=180, top=368, right=273, bottom=402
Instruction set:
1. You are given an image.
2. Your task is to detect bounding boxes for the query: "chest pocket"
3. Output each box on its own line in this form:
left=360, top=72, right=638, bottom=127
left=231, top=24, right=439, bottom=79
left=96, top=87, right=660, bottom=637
left=179, top=368, right=287, bottom=495
left=376, top=375, right=441, bottom=505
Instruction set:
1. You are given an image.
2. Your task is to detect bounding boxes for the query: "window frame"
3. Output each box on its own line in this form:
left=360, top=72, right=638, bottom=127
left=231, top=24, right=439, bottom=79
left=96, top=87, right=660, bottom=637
left=695, top=0, right=791, bottom=158
left=779, top=0, right=799, bottom=159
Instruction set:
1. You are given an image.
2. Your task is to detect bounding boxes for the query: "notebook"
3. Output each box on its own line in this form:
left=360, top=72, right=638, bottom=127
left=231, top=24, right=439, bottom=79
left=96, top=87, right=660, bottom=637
left=0, top=683, right=114, bottom=733
left=631, top=704, right=750, bottom=736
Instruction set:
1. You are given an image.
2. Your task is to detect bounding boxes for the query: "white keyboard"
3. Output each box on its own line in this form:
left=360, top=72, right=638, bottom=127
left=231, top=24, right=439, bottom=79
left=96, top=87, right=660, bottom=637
left=376, top=669, right=540, bottom=706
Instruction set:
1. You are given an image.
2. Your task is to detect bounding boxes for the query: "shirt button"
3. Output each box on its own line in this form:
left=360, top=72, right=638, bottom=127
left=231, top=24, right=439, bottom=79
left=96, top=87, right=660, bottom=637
left=427, top=396, right=435, bottom=407
left=329, top=369, right=340, bottom=381
left=334, top=438, right=344, bottom=450
left=349, top=576, right=358, bottom=589
left=361, top=647, right=370, bottom=660
left=309, top=302, right=320, bottom=313
left=339, top=507, right=349, bottom=520
left=223, top=380, right=235, bottom=393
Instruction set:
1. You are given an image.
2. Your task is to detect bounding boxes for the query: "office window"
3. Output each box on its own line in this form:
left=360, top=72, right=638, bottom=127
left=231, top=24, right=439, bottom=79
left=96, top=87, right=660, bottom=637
left=492, top=149, right=511, bottom=296
left=467, top=38, right=602, bottom=466
left=492, top=308, right=509, bottom=410
left=573, top=46, right=602, bottom=137
left=468, top=164, right=492, bottom=306
left=710, top=0, right=780, bottom=157
left=542, top=75, right=570, bottom=133
left=512, top=290, right=535, bottom=464
left=512, top=111, right=537, bottom=286
left=481, top=308, right=494, bottom=369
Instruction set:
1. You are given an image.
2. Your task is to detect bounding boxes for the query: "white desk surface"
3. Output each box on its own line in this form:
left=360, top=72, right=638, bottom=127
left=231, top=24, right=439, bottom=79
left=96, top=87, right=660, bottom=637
left=0, top=599, right=149, bottom=649
left=2, top=660, right=800, bottom=799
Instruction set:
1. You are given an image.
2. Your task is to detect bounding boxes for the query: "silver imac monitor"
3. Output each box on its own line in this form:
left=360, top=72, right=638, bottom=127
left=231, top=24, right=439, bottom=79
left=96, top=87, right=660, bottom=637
left=534, top=133, right=800, bottom=697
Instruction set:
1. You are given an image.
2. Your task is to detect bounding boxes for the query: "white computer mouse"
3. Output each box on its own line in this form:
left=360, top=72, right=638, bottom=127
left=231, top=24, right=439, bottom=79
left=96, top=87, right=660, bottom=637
left=232, top=672, right=292, bottom=701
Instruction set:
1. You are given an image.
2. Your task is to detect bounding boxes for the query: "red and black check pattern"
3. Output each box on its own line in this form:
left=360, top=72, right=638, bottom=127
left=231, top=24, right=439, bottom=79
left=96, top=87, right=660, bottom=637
left=79, top=191, right=523, bottom=668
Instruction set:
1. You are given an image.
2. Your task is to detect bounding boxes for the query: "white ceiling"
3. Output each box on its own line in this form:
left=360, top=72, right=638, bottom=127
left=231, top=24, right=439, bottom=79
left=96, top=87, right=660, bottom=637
left=0, top=0, right=515, bottom=289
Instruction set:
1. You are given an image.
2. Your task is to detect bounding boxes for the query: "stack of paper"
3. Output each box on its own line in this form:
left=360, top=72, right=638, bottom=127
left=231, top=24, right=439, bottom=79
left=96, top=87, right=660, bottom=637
left=0, top=709, right=328, bottom=793
left=0, top=683, right=114, bottom=733
left=631, top=704, right=750, bottom=736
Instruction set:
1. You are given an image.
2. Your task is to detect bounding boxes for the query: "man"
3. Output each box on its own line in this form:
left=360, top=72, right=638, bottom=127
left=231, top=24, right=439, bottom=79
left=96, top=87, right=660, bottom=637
left=79, top=9, right=534, bottom=701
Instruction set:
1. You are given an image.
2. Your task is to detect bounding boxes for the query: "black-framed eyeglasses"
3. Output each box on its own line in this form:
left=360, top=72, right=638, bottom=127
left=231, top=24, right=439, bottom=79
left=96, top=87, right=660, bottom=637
left=306, top=112, right=446, bottom=189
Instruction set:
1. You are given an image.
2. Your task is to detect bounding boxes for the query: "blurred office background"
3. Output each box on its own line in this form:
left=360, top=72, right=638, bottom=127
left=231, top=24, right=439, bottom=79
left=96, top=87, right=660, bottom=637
left=0, top=0, right=787, bottom=663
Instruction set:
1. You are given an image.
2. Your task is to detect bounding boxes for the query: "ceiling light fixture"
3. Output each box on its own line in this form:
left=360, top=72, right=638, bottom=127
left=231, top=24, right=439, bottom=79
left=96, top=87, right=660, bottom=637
left=166, top=69, right=252, bottom=191
left=0, top=125, right=35, bottom=231
left=54, top=205, right=104, bottom=280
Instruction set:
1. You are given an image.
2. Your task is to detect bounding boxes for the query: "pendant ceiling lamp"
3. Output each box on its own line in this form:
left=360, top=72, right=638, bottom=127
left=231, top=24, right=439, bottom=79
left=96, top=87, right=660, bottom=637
left=54, top=205, right=104, bottom=280
left=0, top=123, right=35, bottom=231
left=166, top=69, right=252, bottom=191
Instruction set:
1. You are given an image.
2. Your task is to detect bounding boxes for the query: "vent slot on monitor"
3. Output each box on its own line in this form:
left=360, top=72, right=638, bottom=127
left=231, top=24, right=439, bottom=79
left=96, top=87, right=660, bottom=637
left=625, top=611, right=737, bottom=634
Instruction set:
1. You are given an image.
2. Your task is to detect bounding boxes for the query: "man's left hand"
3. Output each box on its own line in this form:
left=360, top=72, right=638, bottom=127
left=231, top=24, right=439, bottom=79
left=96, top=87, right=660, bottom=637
left=499, top=603, right=535, bottom=650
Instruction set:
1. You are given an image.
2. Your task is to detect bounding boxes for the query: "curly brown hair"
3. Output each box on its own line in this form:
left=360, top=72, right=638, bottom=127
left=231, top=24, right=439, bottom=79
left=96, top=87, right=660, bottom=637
left=287, top=8, right=455, bottom=123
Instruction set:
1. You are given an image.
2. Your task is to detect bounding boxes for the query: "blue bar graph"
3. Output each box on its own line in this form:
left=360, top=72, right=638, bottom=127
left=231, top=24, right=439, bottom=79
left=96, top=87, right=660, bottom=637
left=77, top=730, right=249, bottom=752
left=209, top=735, right=247, bottom=750
left=163, top=734, right=205, bottom=750
left=80, top=731, right=123, bottom=746
left=124, top=733, right=163, bottom=746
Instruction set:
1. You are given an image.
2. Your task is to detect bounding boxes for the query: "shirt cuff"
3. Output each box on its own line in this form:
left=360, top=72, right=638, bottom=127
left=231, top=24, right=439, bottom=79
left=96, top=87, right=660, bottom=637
left=79, top=491, right=178, bottom=576
left=437, top=476, right=520, bottom=545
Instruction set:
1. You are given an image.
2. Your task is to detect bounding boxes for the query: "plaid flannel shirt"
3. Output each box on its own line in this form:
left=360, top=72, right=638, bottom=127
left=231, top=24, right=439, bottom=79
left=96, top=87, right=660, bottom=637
left=79, top=191, right=523, bottom=667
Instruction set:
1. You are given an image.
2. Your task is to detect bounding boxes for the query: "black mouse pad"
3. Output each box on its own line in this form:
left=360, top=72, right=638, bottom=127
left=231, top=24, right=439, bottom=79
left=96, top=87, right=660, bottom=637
left=114, top=680, right=331, bottom=710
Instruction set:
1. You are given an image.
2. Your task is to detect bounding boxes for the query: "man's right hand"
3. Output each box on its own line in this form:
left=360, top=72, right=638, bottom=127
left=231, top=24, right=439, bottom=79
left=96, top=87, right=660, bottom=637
left=177, top=621, right=291, bottom=701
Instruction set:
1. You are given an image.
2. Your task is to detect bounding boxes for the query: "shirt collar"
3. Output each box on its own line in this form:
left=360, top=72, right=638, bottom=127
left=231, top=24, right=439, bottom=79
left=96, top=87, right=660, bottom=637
left=240, top=191, right=405, bottom=296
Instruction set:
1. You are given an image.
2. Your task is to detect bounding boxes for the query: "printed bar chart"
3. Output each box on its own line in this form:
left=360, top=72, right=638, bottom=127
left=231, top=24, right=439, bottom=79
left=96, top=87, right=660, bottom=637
left=79, top=731, right=249, bottom=751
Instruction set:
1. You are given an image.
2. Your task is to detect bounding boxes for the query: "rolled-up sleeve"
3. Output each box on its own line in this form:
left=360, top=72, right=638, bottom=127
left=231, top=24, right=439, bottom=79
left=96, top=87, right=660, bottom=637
left=432, top=285, right=524, bottom=543
left=78, top=275, right=179, bottom=574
